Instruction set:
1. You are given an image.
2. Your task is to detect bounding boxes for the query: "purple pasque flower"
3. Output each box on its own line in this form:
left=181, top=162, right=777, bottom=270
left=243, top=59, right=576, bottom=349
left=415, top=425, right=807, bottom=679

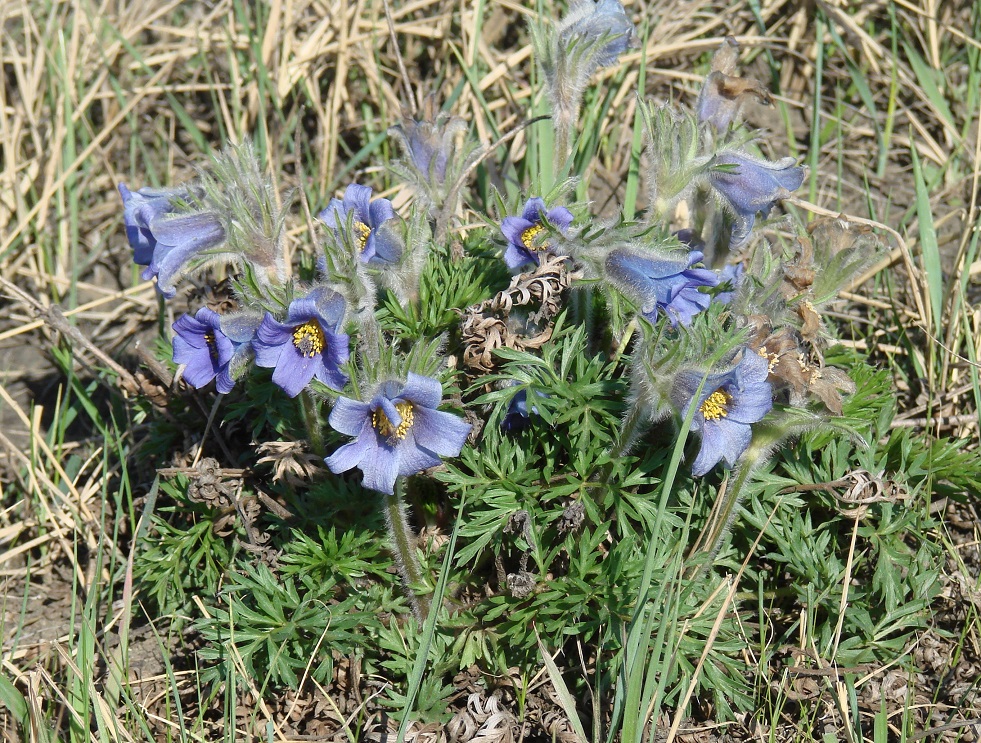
left=172, top=307, right=236, bottom=393
left=605, top=247, right=719, bottom=326
left=559, top=0, right=635, bottom=68
left=119, top=182, right=227, bottom=298
left=318, top=184, right=402, bottom=266
left=217, top=311, right=263, bottom=391
left=390, top=110, right=466, bottom=185
left=118, top=184, right=184, bottom=265
left=709, top=151, right=805, bottom=248
left=672, top=349, right=773, bottom=475
left=501, top=387, right=548, bottom=433
left=141, top=211, right=227, bottom=298
left=252, top=287, right=350, bottom=397
left=714, top=262, right=745, bottom=305
left=500, top=197, right=574, bottom=269
left=325, top=373, right=472, bottom=495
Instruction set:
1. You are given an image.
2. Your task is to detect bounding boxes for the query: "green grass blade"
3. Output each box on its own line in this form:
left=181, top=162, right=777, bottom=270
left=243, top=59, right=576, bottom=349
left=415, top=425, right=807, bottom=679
left=910, top=144, right=942, bottom=337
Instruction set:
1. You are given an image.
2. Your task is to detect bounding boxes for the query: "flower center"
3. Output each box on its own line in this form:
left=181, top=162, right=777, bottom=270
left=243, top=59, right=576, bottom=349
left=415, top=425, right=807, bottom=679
left=204, top=330, right=220, bottom=363
left=292, top=320, right=326, bottom=358
left=699, top=390, right=731, bottom=421
left=353, top=220, right=371, bottom=251
left=372, top=401, right=414, bottom=441
left=521, top=223, right=547, bottom=249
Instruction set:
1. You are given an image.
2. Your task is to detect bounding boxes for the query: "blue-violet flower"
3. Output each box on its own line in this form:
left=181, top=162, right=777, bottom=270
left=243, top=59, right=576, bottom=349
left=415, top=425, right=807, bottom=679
left=318, top=184, right=402, bottom=265
left=501, top=386, right=548, bottom=433
left=118, top=184, right=185, bottom=265
left=709, top=151, right=805, bottom=247
left=141, top=211, right=227, bottom=298
left=605, top=247, right=719, bottom=326
left=715, top=262, right=745, bottom=305
left=172, top=307, right=236, bottom=393
left=325, top=372, right=472, bottom=495
left=252, top=287, right=350, bottom=397
left=672, top=349, right=773, bottom=475
left=500, top=197, right=574, bottom=269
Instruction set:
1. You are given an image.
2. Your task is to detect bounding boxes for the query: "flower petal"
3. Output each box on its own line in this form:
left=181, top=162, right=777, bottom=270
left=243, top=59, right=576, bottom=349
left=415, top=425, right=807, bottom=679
left=360, top=440, right=400, bottom=494
left=146, top=212, right=226, bottom=297
left=325, top=437, right=372, bottom=475
left=366, top=224, right=403, bottom=265
left=395, top=436, right=443, bottom=478
left=411, top=407, right=471, bottom=457
left=317, top=198, right=347, bottom=229
left=400, top=372, right=443, bottom=409
left=503, top=242, right=537, bottom=270
left=328, top=397, right=372, bottom=436
left=368, top=198, right=395, bottom=228
left=501, top=216, right=533, bottom=247
left=343, top=183, right=373, bottom=222
left=545, top=206, right=574, bottom=233
left=271, top=345, right=318, bottom=397
left=520, top=197, right=546, bottom=223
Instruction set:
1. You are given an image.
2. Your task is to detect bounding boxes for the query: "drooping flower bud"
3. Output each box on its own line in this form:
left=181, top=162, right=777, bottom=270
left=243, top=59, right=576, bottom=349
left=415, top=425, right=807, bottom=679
left=708, top=150, right=805, bottom=248
left=532, top=0, right=636, bottom=161
left=604, top=245, right=718, bottom=326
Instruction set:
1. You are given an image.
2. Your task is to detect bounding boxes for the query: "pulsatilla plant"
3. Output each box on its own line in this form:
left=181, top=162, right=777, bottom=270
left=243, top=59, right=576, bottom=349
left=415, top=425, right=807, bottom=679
left=120, top=10, right=925, bottom=716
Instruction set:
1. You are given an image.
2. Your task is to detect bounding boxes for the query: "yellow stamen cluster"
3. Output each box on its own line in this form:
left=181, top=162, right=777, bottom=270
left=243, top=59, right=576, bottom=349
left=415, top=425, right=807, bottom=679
left=373, top=401, right=415, bottom=441
left=204, top=331, right=219, bottom=362
left=353, top=220, right=371, bottom=251
left=758, top=346, right=778, bottom=373
left=292, top=320, right=326, bottom=358
left=699, top=390, right=731, bottom=421
left=521, top=223, right=546, bottom=249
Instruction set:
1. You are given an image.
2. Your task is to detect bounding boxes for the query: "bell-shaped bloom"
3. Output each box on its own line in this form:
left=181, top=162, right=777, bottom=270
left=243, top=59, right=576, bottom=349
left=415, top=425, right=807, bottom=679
left=558, top=0, right=635, bottom=68
left=141, top=212, right=227, bottom=298
left=389, top=110, right=466, bottom=186
left=671, top=350, right=773, bottom=475
left=501, top=387, right=548, bottom=434
left=605, top=247, right=719, bottom=326
left=318, top=184, right=403, bottom=266
left=252, top=287, right=350, bottom=397
left=118, top=184, right=185, bottom=265
left=172, top=308, right=236, bottom=393
left=218, top=311, right=263, bottom=391
left=500, top=197, right=574, bottom=269
left=709, top=151, right=805, bottom=247
left=325, top=373, right=472, bottom=495
left=714, top=262, right=745, bottom=305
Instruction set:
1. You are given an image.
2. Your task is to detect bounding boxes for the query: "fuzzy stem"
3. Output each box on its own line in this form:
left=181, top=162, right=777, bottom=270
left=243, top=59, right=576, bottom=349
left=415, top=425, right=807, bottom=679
left=594, top=394, right=651, bottom=539
left=299, top=391, right=325, bottom=458
left=689, top=449, right=760, bottom=567
left=357, top=307, right=382, bottom=363
left=552, top=104, right=575, bottom=181
left=612, top=393, right=649, bottom=460
left=385, top=479, right=430, bottom=621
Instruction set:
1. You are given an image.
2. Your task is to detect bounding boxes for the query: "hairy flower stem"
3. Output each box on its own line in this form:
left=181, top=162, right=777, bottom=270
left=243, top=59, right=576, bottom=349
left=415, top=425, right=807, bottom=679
left=299, top=390, right=325, bottom=458
left=689, top=449, right=760, bottom=569
left=553, top=106, right=574, bottom=178
left=357, top=307, right=382, bottom=363
left=385, top=480, right=431, bottom=621
left=612, top=394, right=649, bottom=460
left=593, top=395, right=651, bottom=539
